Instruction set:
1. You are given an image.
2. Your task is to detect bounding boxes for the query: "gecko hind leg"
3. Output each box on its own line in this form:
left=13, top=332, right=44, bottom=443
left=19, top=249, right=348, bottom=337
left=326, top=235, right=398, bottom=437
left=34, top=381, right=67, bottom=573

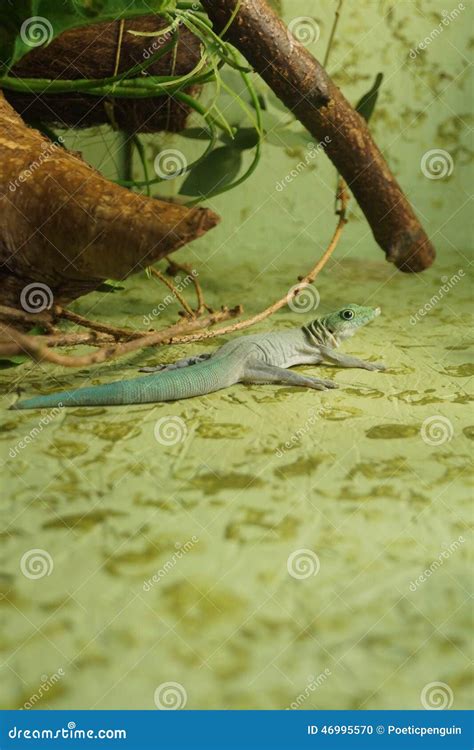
left=242, top=364, right=338, bottom=391
left=139, top=353, right=212, bottom=373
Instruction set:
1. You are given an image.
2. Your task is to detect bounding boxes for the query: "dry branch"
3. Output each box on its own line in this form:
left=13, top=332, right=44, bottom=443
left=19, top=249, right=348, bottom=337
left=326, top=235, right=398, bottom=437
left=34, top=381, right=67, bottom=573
left=0, top=307, right=242, bottom=367
left=202, top=0, right=435, bottom=273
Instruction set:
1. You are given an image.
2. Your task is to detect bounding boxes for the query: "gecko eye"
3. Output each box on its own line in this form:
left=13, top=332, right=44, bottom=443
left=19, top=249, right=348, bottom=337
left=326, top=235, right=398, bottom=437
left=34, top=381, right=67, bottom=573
left=341, top=309, right=355, bottom=320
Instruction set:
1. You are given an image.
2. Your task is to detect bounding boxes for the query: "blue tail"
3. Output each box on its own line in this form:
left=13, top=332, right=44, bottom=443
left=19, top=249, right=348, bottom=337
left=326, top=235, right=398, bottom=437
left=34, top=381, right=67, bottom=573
left=10, top=358, right=237, bottom=409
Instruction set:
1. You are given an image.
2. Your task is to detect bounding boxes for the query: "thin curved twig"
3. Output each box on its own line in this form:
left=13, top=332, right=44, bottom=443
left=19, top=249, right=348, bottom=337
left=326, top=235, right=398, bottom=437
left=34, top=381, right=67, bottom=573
left=172, top=185, right=349, bottom=346
left=149, top=267, right=196, bottom=318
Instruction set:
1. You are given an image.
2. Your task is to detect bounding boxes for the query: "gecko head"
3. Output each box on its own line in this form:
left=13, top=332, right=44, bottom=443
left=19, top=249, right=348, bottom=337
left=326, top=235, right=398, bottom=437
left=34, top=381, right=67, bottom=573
left=319, top=304, right=381, bottom=342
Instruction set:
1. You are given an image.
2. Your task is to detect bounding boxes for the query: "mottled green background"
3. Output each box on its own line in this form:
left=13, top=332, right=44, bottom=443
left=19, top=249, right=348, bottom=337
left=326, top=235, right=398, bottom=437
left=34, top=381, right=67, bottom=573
left=1, top=0, right=472, bottom=712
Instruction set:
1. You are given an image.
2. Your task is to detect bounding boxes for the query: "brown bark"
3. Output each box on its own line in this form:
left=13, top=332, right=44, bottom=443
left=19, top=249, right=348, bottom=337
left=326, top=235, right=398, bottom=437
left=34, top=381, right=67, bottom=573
left=202, top=0, right=435, bottom=272
left=0, top=91, right=219, bottom=308
left=6, top=15, right=201, bottom=134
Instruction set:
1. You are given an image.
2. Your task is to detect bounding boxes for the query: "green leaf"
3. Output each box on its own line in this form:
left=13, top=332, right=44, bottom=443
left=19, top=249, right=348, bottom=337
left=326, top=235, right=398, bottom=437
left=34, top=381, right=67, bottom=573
left=1, top=0, right=176, bottom=71
left=221, top=127, right=260, bottom=150
left=96, top=280, right=125, bottom=293
left=180, top=146, right=242, bottom=197
left=0, top=356, right=27, bottom=369
left=355, top=73, right=384, bottom=123
left=28, top=325, right=48, bottom=335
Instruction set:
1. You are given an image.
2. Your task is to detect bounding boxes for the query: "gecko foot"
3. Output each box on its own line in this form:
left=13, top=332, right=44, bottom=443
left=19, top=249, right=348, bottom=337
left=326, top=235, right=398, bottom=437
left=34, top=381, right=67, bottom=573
left=366, top=362, right=386, bottom=371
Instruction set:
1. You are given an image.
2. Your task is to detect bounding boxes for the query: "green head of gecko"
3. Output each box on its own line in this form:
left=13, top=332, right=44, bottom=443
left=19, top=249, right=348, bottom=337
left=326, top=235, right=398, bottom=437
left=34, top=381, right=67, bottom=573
left=316, top=304, right=381, bottom=340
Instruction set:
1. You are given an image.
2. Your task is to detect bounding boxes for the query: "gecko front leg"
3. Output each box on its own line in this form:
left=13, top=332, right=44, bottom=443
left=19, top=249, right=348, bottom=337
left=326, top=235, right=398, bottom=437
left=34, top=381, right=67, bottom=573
left=320, top=346, right=385, bottom=371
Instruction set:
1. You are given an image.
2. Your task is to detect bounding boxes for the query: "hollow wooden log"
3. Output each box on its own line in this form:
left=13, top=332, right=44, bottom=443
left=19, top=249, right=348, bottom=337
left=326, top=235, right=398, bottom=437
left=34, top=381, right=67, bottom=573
left=5, top=15, right=201, bottom=134
left=0, top=91, right=219, bottom=308
left=202, top=0, right=435, bottom=272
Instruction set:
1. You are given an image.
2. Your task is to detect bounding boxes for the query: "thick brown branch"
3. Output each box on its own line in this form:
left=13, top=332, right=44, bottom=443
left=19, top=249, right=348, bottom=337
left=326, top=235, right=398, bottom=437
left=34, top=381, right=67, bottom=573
left=202, top=0, right=435, bottom=272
